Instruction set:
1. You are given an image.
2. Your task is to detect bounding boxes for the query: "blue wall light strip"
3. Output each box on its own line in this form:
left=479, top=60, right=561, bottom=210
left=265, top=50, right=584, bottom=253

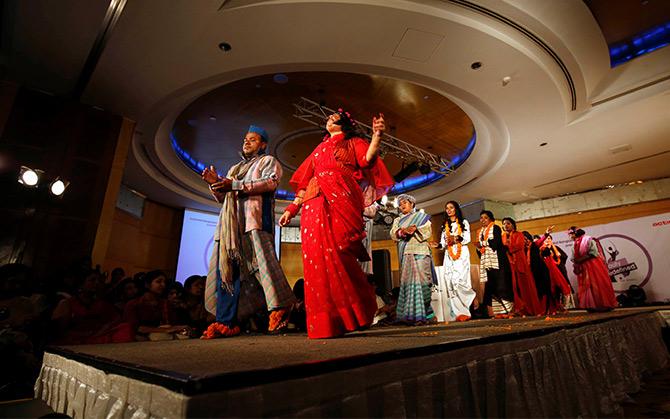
left=171, top=130, right=476, bottom=201
left=610, top=22, right=670, bottom=67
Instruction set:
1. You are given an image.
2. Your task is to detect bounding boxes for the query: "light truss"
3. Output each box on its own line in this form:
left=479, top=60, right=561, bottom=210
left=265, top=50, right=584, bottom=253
left=292, top=97, right=454, bottom=175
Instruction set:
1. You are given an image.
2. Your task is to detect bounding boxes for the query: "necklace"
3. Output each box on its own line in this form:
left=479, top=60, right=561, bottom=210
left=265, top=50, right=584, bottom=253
left=446, top=220, right=462, bottom=260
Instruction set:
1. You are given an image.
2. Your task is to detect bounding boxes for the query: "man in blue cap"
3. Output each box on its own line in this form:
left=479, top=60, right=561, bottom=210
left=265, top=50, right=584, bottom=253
left=200, top=125, right=295, bottom=338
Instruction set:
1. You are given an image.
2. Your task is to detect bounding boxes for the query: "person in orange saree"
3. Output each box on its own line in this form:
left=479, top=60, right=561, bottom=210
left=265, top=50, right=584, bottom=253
left=501, top=217, right=543, bottom=316
left=279, top=109, right=394, bottom=339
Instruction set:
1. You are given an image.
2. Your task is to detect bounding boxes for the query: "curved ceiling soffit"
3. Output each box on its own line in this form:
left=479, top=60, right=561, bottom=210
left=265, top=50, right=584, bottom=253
left=443, top=0, right=581, bottom=114
left=132, top=62, right=510, bottom=206
left=218, top=0, right=582, bottom=114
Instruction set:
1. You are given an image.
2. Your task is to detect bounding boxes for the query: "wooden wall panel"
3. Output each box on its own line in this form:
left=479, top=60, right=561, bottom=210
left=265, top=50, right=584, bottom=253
left=279, top=243, right=304, bottom=288
left=516, top=199, right=670, bottom=236
left=102, top=201, right=183, bottom=278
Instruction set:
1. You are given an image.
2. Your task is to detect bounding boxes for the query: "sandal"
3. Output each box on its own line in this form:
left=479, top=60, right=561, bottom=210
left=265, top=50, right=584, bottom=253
left=268, top=306, right=292, bottom=333
left=200, top=322, right=240, bottom=339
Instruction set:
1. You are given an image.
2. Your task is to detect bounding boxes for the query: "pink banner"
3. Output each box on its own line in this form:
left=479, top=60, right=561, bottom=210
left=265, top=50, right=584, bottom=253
left=550, top=212, right=670, bottom=303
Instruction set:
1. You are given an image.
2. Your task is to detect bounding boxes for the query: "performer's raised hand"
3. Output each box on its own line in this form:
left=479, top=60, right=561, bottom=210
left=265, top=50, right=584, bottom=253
left=545, top=225, right=555, bottom=235
left=278, top=211, right=292, bottom=227
left=202, top=165, right=220, bottom=185
left=372, top=113, right=385, bottom=137
left=366, top=113, right=385, bottom=162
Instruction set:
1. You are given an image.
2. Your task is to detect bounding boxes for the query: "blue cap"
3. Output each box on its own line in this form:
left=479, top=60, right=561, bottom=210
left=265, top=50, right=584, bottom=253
left=248, top=125, right=269, bottom=142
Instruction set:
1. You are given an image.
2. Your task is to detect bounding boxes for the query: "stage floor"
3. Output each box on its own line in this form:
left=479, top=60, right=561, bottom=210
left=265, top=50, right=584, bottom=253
left=37, top=307, right=670, bottom=417
left=47, top=307, right=668, bottom=395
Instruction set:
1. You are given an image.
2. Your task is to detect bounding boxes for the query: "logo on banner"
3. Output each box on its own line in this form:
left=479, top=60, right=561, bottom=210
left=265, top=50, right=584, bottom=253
left=598, top=233, right=653, bottom=292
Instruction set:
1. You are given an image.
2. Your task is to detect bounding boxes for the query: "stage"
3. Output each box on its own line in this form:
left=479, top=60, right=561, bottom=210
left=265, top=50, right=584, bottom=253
left=36, top=308, right=670, bottom=418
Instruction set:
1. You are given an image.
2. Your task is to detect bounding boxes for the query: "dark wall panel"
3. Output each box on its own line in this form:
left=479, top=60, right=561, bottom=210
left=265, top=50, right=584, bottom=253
left=0, top=86, right=122, bottom=278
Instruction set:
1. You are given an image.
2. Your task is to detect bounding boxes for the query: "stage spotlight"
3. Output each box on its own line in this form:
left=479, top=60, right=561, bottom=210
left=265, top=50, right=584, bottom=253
left=49, top=178, right=69, bottom=196
left=18, top=166, right=42, bottom=187
left=393, top=161, right=419, bottom=183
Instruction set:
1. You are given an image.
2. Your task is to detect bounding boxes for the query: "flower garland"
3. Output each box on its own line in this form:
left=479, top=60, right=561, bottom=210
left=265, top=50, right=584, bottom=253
left=446, top=220, right=462, bottom=260
left=477, top=223, right=494, bottom=253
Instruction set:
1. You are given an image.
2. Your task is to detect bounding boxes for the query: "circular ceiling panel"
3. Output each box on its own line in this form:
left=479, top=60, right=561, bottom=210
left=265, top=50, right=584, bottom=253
left=171, top=71, right=475, bottom=196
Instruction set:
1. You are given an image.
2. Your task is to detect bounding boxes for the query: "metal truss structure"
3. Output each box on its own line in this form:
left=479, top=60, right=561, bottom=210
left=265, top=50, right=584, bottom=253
left=292, top=97, right=454, bottom=175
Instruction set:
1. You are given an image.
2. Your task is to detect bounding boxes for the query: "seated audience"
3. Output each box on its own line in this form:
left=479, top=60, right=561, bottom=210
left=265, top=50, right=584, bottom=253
left=50, top=269, right=134, bottom=345
left=123, top=270, right=191, bottom=340
left=0, top=263, right=48, bottom=399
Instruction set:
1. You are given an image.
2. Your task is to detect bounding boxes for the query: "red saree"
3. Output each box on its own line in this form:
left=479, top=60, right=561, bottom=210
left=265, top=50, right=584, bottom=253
left=573, top=236, right=617, bottom=310
left=504, top=231, right=543, bottom=316
left=290, top=133, right=393, bottom=338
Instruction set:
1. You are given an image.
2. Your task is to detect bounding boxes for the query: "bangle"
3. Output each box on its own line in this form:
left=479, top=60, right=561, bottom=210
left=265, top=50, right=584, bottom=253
left=286, top=203, right=300, bottom=217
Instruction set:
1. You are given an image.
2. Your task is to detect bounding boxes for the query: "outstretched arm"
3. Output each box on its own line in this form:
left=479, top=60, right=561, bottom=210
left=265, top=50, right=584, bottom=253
left=278, top=189, right=305, bottom=227
left=366, top=113, right=385, bottom=162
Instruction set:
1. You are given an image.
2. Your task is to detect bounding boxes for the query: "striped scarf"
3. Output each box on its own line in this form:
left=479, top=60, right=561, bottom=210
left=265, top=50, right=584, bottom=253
left=205, top=154, right=261, bottom=314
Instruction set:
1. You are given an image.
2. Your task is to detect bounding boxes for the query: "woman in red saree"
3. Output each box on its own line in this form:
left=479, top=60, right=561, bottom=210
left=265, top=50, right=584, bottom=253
left=279, top=109, right=394, bottom=338
left=501, top=218, right=543, bottom=316
left=568, top=226, right=617, bottom=311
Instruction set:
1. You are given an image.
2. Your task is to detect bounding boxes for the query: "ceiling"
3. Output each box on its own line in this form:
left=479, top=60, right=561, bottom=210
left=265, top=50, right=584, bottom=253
left=2, top=0, right=670, bottom=215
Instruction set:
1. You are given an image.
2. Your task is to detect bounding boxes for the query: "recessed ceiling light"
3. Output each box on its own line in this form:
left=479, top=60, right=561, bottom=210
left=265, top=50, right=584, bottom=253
left=218, top=42, right=232, bottom=52
left=609, top=144, right=631, bottom=154
left=539, top=142, right=548, bottom=147
left=209, top=115, right=217, bottom=121
left=273, top=74, right=289, bottom=84
left=502, top=76, right=512, bottom=86
left=470, top=61, right=482, bottom=70
left=423, top=95, right=430, bottom=100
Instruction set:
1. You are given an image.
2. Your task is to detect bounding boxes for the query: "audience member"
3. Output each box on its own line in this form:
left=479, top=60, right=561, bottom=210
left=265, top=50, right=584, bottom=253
left=123, top=270, right=191, bottom=340
left=183, top=275, right=214, bottom=335
left=114, top=277, right=141, bottom=312
left=167, top=281, right=191, bottom=327
left=288, top=278, right=306, bottom=332
left=50, top=269, right=134, bottom=345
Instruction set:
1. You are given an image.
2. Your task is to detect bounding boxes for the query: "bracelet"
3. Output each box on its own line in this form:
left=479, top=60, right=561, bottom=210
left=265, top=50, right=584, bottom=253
left=286, top=203, right=300, bottom=217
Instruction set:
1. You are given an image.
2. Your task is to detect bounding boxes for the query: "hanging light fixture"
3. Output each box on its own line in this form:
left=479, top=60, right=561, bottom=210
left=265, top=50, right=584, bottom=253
left=18, top=166, right=43, bottom=187
left=49, top=178, right=70, bottom=196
